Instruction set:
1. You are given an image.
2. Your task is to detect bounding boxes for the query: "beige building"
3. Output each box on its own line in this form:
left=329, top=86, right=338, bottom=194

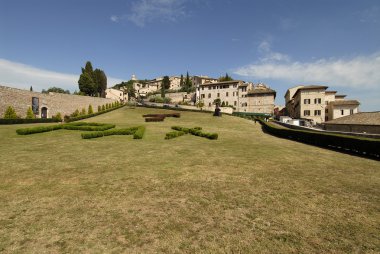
left=105, top=88, right=128, bottom=102
left=246, top=83, right=276, bottom=114
left=285, top=85, right=360, bottom=124
left=323, top=111, right=380, bottom=134
left=198, top=81, right=275, bottom=113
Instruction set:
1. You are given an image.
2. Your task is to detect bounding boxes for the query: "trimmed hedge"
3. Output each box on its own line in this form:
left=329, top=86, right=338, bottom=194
left=16, top=125, right=63, bottom=135
left=168, top=126, right=218, bottom=140
left=165, top=131, right=185, bottom=139
left=65, top=104, right=125, bottom=122
left=145, top=117, right=165, bottom=122
left=16, top=122, right=116, bottom=135
left=259, top=120, right=380, bottom=159
left=81, top=127, right=139, bottom=139
left=133, top=126, right=145, bottom=139
left=0, top=118, right=60, bottom=125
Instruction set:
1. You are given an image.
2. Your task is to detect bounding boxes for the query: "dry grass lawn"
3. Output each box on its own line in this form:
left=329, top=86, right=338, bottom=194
left=0, top=107, right=379, bottom=253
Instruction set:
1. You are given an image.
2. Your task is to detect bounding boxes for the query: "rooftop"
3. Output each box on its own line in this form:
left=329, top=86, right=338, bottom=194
left=324, top=112, right=380, bottom=126
left=292, top=85, right=328, bottom=99
left=329, top=100, right=360, bottom=106
left=200, top=80, right=242, bottom=86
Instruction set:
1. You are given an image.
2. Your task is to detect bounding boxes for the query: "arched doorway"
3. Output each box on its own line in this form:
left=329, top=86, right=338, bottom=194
left=41, top=107, right=48, bottom=118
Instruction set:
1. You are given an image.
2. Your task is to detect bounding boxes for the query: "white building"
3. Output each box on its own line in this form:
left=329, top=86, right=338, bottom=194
left=105, top=88, right=128, bottom=102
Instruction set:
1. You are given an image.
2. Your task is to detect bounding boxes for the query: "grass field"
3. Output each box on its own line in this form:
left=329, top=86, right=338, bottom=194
left=0, top=107, right=379, bottom=253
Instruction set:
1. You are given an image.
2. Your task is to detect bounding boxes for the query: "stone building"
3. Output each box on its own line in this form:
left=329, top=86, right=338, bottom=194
left=0, top=85, right=115, bottom=118
left=105, top=88, right=128, bottom=102
left=246, top=83, right=276, bottom=114
left=323, top=111, right=380, bottom=134
left=197, top=81, right=275, bottom=113
left=285, top=85, right=360, bottom=124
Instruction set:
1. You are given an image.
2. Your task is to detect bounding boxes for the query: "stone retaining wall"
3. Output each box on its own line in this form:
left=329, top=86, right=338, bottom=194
left=0, top=85, right=116, bottom=118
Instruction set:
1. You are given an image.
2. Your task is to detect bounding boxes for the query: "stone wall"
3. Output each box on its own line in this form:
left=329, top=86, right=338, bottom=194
left=324, top=123, right=380, bottom=135
left=0, top=85, right=116, bottom=118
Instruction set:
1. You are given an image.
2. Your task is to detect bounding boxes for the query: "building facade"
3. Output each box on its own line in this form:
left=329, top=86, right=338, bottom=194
left=198, top=81, right=275, bottom=114
left=285, top=85, right=360, bottom=124
left=105, top=88, right=128, bottom=102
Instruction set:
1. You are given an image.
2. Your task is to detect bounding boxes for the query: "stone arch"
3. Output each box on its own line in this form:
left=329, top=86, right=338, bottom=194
left=41, top=107, right=48, bottom=118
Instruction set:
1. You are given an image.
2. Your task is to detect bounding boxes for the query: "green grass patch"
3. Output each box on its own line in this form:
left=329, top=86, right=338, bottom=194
left=1, top=107, right=379, bottom=253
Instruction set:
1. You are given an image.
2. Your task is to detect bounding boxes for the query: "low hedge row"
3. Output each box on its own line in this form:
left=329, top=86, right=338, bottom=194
left=168, top=126, right=218, bottom=140
left=65, top=104, right=125, bottom=122
left=16, top=122, right=116, bottom=135
left=145, top=117, right=165, bottom=122
left=133, top=126, right=145, bottom=139
left=0, top=118, right=60, bottom=125
left=16, top=125, right=63, bottom=135
left=143, top=113, right=180, bottom=118
left=81, top=127, right=140, bottom=139
left=259, top=120, right=380, bottom=159
left=165, top=131, right=185, bottom=139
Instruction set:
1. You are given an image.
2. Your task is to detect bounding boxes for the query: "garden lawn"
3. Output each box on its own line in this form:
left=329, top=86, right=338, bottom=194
left=0, top=106, right=379, bottom=253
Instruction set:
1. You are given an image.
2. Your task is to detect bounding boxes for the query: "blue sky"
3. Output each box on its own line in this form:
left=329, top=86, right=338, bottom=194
left=1, top=0, right=379, bottom=111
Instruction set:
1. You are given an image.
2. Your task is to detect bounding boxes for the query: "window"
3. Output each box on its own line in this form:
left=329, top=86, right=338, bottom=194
left=217, top=93, right=220, bottom=98
left=208, top=93, right=211, bottom=98
left=341, top=110, right=344, bottom=115
left=233, top=84, right=237, bottom=88
left=226, top=92, right=229, bottom=97
left=314, top=110, right=321, bottom=116
left=213, top=86, right=216, bottom=89
left=201, top=87, right=204, bottom=90
left=208, top=86, right=211, bottom=90
left=350, top=109, right=354, bottom=115
left=201, top=94, right=205, bottom=99
left=325, top=109, right=328, bottom=113
left=234, top=101, right=237, bottom=106
left=232, top=92, right=235, bottom=96
left=314, top=98, right=321, bottom=104
left=304, top=110, right=310, bottom=116
left=209, top=102, right=211, bottom=107
left=226, top=101, right=229, bottom=106
left=304, top=99, right=311, bottom=104
left=241, top=87, right=247, bottom=92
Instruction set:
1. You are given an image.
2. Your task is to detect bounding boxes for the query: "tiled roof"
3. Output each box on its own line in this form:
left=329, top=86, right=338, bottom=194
left=292, top=85, right=328, bottom=98
left=247, top=88, right=276, bottom=95
left=324, top=112, right=380, bottom=125
left=329, top=100, right=360, bottom=106
left=200, top=80, right=242, bottom=86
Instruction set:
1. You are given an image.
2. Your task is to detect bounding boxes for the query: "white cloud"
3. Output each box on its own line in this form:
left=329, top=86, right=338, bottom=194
left=257, top=40, right=290, bottom=63
left=359, top=6, right=380, bottom=23
left=127, top=0, right=187, bottom=27
left=234, top=52, right=380, bottom=90
left=0, top=58, right=123, bottom=92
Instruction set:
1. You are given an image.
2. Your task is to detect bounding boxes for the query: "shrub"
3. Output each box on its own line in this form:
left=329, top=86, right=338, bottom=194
left=88, top=105, right=94, bottom=114
left=3, top=106, right=17, bottom=119
left=81, top=131, right=104, bottom=139
left=26, top=107, right=35, bottom=119
left=16, top=124, right=63, bottom=135
left=133, top=126, right=145, bottom=139
left=81, top=108, right=86, bottom=115
left=102, top=105, right=106, bottom=111
left=259, top=120, right=380, bottom=158
left=145, top=117, right=165, bottom=122
left=53, top=112, right=62, bottom=122
left=98, top=105, right=101, bottom=112
left=0, top=118, right=59, bottom=125
left=71, top=109, right=80, bottom=117
left=63, top=122, right=115, bottom=131
left=170, top=126, right=217, bottom=140
left=165, top=131, right=185, bottom=139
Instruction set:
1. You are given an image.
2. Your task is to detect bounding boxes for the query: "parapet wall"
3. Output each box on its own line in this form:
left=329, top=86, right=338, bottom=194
left=0, top=85, right=116, bottom=118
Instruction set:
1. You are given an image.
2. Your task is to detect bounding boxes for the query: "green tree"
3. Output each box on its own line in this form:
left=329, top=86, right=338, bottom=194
left=213, top=98, right=221, bottom=106
left=71, top=109, right=80, bottom=117
left=78, top=72, right=96, bottom=96
left=94, top=69, right=107, bottom=97
left=196, top=100, right=205, bottom=110
left=42, top=87, right=70, bottom=94
left=184, top=71, right=193, bottom=92
left=114, top=81, right=135, bottom=100
left=102, top=105, right=106, bottom=111
left=180, top=74, right=184, bottom=88
left=88, top=104, right=94, bottom=114
left=3, top=106, right=17, bottom=119
left=81, top=108, right=86, bottom=115
left=98, top=105, right=101, bottom=112
left=218, top=73, right=233, bottom=82
left=161, top=76, right=170, bottom=98
left=26, top=107, right=35, bottom=119
left=53, top=112, right=62, bottom=122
